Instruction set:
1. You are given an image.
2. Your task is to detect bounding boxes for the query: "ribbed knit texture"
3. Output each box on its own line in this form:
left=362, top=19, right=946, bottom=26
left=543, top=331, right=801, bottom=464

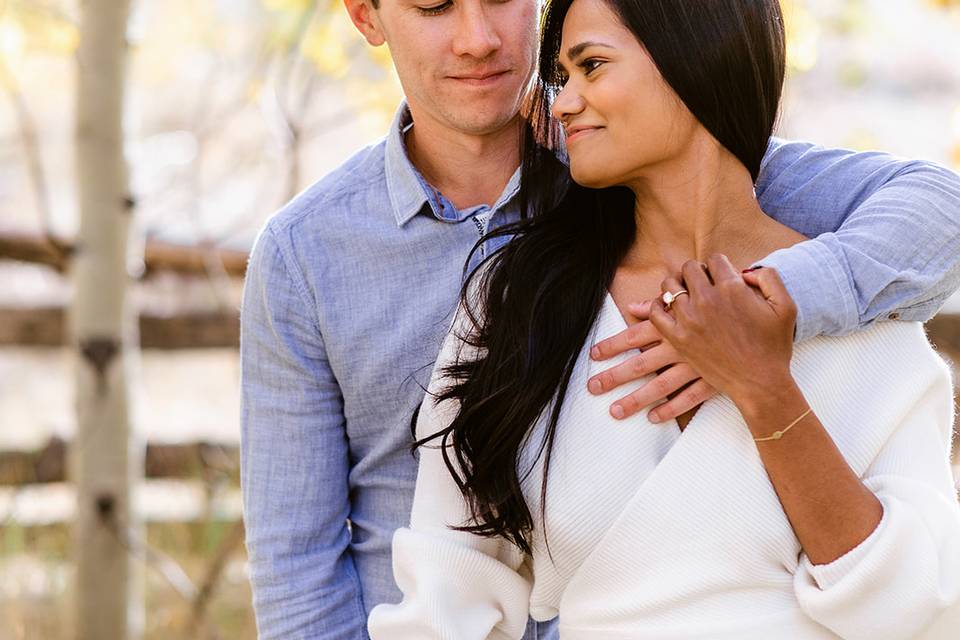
left=368, top=293, right=960, bottom=640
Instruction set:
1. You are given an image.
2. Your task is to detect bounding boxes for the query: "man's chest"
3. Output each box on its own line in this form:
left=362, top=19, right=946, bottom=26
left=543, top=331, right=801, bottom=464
left=310, top=213, right=516, bottom=435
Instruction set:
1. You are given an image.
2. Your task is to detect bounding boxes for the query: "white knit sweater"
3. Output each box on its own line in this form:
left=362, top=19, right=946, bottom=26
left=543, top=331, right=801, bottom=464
left=368, top=292, right=960, bottom=640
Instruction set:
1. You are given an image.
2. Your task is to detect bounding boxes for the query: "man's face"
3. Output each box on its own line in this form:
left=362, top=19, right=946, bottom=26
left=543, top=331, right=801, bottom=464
left=372, top=0, right=539, bottom=136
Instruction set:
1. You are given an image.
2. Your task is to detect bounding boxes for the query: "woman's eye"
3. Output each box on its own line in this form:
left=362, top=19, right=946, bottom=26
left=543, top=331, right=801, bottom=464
left=582, top=59, right=603, bottom=75
left=418, top=1, right=451, bottom=15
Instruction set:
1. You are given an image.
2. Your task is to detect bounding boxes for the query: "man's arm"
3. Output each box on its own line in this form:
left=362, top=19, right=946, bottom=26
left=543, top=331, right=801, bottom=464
left=756, top=138, right=960, bottom=341
left=240, top=224, right=367, bottom=639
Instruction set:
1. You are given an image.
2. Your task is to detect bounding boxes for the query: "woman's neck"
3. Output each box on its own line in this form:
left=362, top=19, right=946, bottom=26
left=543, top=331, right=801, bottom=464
left=621, top=133, right=807, bottom=278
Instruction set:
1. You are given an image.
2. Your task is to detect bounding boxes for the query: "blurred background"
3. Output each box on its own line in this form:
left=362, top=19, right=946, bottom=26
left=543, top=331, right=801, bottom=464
left=0, top=0, right=958, bottom=638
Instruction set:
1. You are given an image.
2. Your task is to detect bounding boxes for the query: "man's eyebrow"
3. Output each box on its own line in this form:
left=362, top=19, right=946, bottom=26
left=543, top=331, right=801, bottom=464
left=566, top=41, right=615, bottom=61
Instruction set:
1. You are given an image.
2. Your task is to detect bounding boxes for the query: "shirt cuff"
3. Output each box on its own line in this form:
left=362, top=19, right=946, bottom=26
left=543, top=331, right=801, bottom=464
left=800, top=502, right=889, bottom=590
left=751, top=236, right=860, bottom=343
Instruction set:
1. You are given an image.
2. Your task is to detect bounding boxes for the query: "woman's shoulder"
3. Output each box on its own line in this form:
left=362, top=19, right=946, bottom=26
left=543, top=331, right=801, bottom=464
left=791, top=321, right=954, bottom=474
left=795, top=320, right=951, bottom=388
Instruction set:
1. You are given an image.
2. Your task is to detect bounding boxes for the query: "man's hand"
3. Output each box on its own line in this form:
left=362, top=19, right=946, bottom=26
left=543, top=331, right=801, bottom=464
left=588, top=300, right=718, bottom=423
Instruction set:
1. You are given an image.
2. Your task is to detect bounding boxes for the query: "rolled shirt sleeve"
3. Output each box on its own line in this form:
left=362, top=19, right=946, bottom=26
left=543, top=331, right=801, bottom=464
left=240, top=224, right=368, bottom=639
left=755, top=139, right=960, bottom=342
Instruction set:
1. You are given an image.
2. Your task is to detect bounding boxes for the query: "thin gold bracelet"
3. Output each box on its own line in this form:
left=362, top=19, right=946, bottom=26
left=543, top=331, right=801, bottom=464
left=753, top=407, right=812, bottom=442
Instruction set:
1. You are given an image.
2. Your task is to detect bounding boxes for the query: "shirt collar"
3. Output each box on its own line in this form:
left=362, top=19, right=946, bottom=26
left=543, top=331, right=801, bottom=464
left=384, top=100, right=524, bottom=227
left=385, top=101, right=432, bottom=228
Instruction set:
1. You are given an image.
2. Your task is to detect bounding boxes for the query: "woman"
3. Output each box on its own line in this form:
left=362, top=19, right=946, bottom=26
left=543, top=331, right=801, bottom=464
left=368, top=0, right=960, bottom=637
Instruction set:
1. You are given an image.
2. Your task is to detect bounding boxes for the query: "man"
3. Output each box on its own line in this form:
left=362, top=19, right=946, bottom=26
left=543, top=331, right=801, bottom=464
left=239, top=0, right=960, bottom=638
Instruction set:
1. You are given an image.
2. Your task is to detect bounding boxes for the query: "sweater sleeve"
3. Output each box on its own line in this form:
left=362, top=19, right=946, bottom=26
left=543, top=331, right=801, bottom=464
left=367, top=301, right=533, bottom=640
left=793, top=365, right=960, bottom=640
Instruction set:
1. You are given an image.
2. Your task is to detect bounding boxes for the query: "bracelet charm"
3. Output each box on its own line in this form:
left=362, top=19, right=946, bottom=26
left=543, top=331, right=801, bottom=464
left=754, top=408, right=812, bottom=443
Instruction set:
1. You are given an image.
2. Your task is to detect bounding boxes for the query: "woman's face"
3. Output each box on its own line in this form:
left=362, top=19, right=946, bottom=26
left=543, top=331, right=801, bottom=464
left=551, top=0, right=699, bottom=188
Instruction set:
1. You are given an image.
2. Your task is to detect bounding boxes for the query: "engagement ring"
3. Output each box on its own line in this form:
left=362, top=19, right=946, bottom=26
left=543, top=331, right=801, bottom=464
left=661, top=289, right=689, bottom=310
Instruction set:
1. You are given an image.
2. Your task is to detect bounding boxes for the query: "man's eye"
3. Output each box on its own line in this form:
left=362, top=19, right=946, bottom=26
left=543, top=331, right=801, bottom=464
left=418, top=1, right=451, bottom=15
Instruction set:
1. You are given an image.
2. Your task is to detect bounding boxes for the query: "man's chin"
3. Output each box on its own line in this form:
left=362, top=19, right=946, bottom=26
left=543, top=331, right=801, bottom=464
left=435, top=91, right=523, bottom=131
left=448, top=110, right=521, bottom=136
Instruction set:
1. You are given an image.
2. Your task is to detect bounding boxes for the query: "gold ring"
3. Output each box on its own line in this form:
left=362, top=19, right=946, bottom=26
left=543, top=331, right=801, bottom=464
left=661, top=289, right=689, bottom=310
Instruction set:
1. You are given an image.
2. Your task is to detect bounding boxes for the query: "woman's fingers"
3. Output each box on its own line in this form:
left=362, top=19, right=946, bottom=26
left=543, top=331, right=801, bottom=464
left=680, top=260, right=711, bottom=296
left=659, top=276, right=691, bottom=315
left=705, top=253, right=742, bottom=285
left=742, top=267, right=797, bottom=321
left=648, top=296, right=677, bottom=336
left=626, top=299, right=653, bottom=319
left=647, top=378, right=717, bottom=424
left=742, top=266, right=788, bottom=300
left=587, top=343, right=676, bottom=395
left=660, top=275, right=685, bottom=297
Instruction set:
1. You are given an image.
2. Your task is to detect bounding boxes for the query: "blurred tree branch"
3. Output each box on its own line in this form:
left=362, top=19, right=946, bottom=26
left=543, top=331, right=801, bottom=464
left=0, top=231, right=248, bottom=277
left=0, top=57, right=54, bottom=236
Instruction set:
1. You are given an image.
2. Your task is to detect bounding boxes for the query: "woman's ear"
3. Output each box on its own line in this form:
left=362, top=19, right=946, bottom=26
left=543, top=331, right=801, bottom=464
left=343, top=0, right=387, bottom=47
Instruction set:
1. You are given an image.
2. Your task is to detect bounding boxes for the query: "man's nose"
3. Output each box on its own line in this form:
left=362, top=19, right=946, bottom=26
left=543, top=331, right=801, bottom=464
left=452, top=2, right=501, bottom=59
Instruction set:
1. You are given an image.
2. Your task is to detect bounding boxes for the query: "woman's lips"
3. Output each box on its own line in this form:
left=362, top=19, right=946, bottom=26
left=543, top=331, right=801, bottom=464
left=566, top=126, right=603, bottom=144
left=449, top=70, right=510, bottom=87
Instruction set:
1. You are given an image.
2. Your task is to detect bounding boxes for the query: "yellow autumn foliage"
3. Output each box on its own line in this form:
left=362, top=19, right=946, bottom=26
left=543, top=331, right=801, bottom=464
left=952, top=106, right=960, bottom=170
left=300, top=16, right=352, bottom=78
left=262, top=0, right=315, bottom=12
left=0, top=3, right=79, bottom=59
left=781, top=0, right=821, bottom=72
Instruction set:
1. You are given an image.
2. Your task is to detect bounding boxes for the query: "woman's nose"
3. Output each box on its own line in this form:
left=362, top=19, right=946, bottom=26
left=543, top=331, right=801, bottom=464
left=551, top=82, right=585, bottom=124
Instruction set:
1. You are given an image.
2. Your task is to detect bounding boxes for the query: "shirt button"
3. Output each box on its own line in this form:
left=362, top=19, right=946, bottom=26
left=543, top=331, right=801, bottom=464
left=888, top=312, right=901, bottom=320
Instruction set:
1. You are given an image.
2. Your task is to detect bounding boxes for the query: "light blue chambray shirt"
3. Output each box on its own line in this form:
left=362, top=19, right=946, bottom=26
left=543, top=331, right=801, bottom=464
left=239, top=102, right=960, bottom=640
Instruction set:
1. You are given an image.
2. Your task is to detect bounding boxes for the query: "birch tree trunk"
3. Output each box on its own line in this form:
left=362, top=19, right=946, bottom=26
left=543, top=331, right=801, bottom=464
left=69, top=1, right=143, bottom=638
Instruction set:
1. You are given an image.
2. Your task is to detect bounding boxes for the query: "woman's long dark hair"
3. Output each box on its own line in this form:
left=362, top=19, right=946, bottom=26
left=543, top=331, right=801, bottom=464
left=415, top=0, right=786, bottom=555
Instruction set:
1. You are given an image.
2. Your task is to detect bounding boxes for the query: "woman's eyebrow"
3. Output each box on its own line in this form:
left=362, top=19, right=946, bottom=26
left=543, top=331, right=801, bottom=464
left=566, top=41, right=615, bottom=60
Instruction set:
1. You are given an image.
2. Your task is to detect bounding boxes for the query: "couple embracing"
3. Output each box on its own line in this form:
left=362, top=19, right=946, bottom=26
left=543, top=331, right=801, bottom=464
left=240, top=0, right=960, bottom=638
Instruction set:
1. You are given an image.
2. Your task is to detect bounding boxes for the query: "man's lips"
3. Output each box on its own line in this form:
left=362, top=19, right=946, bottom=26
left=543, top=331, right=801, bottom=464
left=448, top=70, right=511, bottom=86
left=565, top=125, right=603, bottom=143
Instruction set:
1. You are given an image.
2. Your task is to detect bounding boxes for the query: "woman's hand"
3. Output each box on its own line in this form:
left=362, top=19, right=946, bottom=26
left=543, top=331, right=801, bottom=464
left=648, top=255, right=798, bottom=409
